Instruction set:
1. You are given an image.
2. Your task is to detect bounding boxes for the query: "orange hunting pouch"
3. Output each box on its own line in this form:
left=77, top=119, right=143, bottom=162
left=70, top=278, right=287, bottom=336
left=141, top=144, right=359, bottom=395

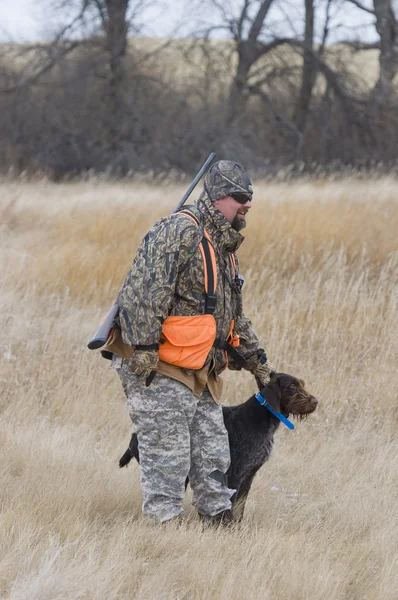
left=158, top=314, right=217, bottom=370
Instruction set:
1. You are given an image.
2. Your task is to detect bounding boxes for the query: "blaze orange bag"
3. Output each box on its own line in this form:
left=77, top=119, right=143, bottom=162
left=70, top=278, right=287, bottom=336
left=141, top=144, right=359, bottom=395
left=159, top=314, right=217, bottom=370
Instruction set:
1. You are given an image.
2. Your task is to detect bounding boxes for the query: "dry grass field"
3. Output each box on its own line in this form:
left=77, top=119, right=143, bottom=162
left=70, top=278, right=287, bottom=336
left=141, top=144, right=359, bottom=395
left=1, top=177, right=397, bottom=600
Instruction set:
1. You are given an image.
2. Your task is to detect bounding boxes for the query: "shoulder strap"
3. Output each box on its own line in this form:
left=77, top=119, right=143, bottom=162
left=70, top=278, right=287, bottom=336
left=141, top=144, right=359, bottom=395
left=178, top=207, right=201, bottom=227
left=178, top=204, right=202, bottom=224
left=178, top=207, right=217, bottom=315
left=230, top=253, right=237, bottom=277
left=200, top=232, right=217, bottom=314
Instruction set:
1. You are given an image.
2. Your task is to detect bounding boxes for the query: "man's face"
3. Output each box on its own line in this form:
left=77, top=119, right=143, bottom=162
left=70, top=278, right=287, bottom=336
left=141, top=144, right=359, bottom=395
left=213, top=195, right=252, bottom=231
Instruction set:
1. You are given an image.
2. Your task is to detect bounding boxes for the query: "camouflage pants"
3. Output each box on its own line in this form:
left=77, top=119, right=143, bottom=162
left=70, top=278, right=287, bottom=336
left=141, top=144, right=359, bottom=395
left=116, top=360, right=235, bottom=523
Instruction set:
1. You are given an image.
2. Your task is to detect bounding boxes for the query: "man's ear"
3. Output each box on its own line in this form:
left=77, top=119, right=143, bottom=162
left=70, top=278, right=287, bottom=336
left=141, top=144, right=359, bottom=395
left=260, top=379, right=281, bottom=413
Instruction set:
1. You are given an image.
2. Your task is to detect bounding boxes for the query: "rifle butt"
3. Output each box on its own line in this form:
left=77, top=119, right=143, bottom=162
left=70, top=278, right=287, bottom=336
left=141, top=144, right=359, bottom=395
left=87, top=302, right=119, bottom=350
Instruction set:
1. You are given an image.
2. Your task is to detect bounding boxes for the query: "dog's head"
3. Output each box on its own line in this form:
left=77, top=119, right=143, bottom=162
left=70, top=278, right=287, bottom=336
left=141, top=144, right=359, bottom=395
left=259, top=373, right=318, bottom=419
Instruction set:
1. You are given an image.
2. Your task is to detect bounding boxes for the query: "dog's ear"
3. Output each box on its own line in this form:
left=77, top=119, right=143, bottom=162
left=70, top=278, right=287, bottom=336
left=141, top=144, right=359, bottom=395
left=270, top=371, right=279, bottom=384
left=255, top=370, right=278, bottom=392
left=260, top=378, right=282, bottom=413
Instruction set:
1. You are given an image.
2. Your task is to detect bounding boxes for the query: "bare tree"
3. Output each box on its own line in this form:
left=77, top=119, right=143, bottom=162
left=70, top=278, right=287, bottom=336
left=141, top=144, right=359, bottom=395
left=373, top=0, right=398, bottom=104
left=91, top=0, right=130, bottom=148
left=293, top=0, right=337, bottom=147
left=228, top=0, right=277, bottom=120
left=293, top=0, right=315, bottom=134
left=346, top=0, right=398, bottom=104
left=192, top=0, right=299, bottom=123
left=1, top=0, right=152, bottom=144
left=197, top=0, right=361, bottom=155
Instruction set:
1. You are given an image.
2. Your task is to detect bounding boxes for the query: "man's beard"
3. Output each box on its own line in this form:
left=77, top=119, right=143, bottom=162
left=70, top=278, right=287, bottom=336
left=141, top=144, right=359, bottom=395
left=231, top=214, right=247, bottom=232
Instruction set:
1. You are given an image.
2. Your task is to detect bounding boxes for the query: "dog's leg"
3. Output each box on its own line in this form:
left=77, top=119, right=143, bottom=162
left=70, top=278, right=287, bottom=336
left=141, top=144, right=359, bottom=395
left=232, top=475, right=256, bottom=523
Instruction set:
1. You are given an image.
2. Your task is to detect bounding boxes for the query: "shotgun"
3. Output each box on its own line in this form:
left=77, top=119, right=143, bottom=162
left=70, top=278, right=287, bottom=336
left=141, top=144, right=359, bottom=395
left=87, top=152, right=216, bottom=350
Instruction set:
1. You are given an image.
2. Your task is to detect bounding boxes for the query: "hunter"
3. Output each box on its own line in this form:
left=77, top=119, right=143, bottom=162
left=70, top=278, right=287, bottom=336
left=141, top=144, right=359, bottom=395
left=109, top=160, right=274, bottom=525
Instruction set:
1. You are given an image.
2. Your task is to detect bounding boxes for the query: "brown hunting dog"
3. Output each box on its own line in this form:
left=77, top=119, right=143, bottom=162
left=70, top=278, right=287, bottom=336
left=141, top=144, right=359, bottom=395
left=119, top=372, right=318, bottom=522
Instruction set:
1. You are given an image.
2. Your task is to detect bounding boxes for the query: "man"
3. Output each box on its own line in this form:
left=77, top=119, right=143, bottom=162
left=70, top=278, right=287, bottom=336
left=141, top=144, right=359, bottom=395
left=111, top=160, right=273, bottom=525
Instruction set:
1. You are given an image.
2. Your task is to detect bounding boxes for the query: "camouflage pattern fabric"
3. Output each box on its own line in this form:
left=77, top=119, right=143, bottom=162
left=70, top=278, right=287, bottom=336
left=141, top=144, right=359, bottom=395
left=117, top=362, right=235, bottom=523
left=252, top=361, right=275, bottom=387
left=127, top=349, right=158, bottom=383
left=202, top=160, right=253, bottom=201
left=118, top=193, right=263, bottom=375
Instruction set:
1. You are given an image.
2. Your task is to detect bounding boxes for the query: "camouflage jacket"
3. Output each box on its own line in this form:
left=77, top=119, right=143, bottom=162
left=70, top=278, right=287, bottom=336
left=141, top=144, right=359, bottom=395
left=118, top=194, right=261, bottom=375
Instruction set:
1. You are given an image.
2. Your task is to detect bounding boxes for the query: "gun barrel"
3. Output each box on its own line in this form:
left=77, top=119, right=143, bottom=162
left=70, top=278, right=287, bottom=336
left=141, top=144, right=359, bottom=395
left=172, top=152, right=216, bottom=213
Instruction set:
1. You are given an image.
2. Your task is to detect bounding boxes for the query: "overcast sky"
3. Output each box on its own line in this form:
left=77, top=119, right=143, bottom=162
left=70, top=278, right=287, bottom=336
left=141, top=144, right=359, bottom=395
left=0, top=0, right=378, bottom=43
left=0, top=0, right=184, bottom=40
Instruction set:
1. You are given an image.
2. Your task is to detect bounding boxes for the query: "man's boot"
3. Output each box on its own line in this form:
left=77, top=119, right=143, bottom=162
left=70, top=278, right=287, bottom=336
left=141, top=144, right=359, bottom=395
left=199, top=509, right=234, bottom=529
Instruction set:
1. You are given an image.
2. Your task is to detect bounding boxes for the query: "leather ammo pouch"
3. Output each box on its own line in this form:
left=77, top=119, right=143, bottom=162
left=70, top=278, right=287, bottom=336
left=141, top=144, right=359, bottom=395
left=101, top=327, right=133, bottom=359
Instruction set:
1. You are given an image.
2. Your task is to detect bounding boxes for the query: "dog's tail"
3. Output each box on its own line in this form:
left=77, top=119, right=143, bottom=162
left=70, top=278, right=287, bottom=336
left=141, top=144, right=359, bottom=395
left=119, top=447, right=133, bottom=468
left=119, top=433, right=139, bottom=468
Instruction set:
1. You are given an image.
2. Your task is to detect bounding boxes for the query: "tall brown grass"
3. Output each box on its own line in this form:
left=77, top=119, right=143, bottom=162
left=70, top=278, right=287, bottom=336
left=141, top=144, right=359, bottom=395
left=1, top=178, right=397, bottom=599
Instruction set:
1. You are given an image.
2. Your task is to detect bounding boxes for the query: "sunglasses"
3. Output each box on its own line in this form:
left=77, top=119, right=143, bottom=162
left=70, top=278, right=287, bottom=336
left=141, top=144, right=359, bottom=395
left=230, top=193, right=253, bottom=204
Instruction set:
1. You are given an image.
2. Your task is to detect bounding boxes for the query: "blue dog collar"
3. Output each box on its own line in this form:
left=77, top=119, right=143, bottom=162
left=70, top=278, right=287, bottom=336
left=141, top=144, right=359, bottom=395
left=255, top=392, right=295, bottom=430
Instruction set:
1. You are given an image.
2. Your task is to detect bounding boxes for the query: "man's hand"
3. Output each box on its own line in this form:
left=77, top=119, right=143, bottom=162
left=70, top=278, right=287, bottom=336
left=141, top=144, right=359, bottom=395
left=246, top=349, right=276, bottom=389
left=253, top=362, right=275, bottom=389
left=128, top=349, right=159, bottom=386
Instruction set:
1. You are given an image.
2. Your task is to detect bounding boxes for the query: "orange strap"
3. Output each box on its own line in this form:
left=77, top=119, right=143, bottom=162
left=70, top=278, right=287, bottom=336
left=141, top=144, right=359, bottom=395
left=230, top=253, right=237, bottom=277
left=178, top=210, right=217, bottom=311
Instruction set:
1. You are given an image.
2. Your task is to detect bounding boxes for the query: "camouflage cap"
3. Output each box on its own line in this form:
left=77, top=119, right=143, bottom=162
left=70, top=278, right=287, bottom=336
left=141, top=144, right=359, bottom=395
left=203, top=160, right=253, bottom=201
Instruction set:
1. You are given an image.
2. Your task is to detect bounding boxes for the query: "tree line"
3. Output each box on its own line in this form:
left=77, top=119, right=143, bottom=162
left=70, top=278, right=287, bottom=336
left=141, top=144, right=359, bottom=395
left=1, top=0, right=398, bottom=179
